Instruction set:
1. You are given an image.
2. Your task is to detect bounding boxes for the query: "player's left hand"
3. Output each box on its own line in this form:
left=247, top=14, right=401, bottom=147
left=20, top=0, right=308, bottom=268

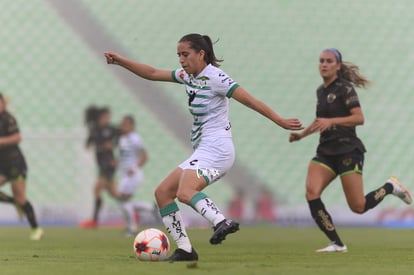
left=313, top=118, right=333, bottom=132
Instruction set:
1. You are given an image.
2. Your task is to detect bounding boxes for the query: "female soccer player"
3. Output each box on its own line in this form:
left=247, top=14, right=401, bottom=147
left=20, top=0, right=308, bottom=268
left=104, top=33, right=303, bottom=261
left=289, top=48, right=412, bottom=252
left=80, top=107, right=120, bottom=228
left=117, top=115, right=155, bottom=236
left=0, top=93, right=43, bottom=240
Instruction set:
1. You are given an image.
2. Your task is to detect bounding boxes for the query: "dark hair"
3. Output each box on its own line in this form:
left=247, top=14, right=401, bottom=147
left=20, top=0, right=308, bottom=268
left=85, top=105, right=100, bottom=127
left=179, top=33, right=223, bottom=67
left=84, top=106, right=110, bottom=129
left=123, top=115, right=135, bottom=127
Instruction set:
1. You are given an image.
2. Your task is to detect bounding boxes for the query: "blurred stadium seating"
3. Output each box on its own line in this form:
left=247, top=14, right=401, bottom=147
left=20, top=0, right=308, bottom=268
left=1, top=0, right=413, bottom=226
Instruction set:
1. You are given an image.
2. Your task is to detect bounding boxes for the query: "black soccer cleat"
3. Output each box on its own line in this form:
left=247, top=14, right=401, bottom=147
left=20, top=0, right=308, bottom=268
left=209, top=219, right=240, bottom=245
left=166, top=248, right=199, bottom=262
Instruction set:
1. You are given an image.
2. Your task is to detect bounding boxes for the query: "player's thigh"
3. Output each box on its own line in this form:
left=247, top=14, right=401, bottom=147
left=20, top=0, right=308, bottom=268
left=176, top=169, right=208, bottom=204
left=105, top=180, right=119, bottom=198
left=11, top=180, right=27, bottom=205
left=306, top=161, right=336, bottom=200
left=340, top=173, right=365, bottom=213
left=154, top=167, right=182, bottom=207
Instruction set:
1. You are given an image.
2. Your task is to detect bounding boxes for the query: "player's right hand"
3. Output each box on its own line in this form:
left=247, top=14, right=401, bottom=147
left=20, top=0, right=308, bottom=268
left=104, top=51, right=122, bottom=65
left=289, top=132, right=302, bottom=142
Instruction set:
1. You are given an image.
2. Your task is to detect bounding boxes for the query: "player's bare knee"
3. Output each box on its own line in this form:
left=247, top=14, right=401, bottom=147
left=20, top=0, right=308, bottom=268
left=349, top=203, right=365, bottom=214
left=176, top=191, right=191, bottom=204
left=154, top=186, right=163, bottom=201
left=305, top=188, right=321, bottom=201
left=14, top=195, right=26, bottom=206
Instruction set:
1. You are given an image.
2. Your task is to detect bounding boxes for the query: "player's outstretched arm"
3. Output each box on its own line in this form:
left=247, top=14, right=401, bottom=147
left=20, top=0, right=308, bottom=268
left=232, top=86, right=303, bottom=130
left=104, top=51, right=173, bottom=82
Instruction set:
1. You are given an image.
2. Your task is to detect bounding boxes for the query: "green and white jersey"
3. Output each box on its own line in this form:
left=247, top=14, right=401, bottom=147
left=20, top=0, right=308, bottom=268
left=118, top=131, right=145, bottom=173
left=172, top=64, right=239, bottom=148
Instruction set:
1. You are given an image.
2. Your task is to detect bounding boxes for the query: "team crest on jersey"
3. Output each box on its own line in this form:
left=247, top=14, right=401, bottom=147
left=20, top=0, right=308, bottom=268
left=198, top=76, right=209, bottom=88
left=327, top=93, right=336, bottom=103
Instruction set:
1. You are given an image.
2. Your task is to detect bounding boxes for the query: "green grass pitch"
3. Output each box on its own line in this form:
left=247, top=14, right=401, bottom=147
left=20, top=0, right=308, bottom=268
left=0, top=226, right=412, bottom=275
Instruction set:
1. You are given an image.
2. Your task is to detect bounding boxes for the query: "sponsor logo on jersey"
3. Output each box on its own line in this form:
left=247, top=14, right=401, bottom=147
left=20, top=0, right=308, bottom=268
left=196, top=165, right=220, bottom=181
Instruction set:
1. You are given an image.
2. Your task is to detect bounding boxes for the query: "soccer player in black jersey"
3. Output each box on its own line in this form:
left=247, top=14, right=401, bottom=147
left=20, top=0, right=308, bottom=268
left=80, top=106, right=120, bottom=228
left=289, top=48, right=412, bottom=252
left=0, top=94, right=43, bottom=240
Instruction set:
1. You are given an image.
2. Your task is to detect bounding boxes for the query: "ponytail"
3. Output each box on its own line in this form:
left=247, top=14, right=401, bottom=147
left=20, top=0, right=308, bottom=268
left=179, top=33, right=223, bottom=67
left=339, top=61, right=370, bottom=89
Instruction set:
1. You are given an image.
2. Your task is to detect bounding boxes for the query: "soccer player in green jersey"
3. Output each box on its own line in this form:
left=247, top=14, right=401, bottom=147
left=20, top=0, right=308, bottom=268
left=105, top=33, right=303, bottom=261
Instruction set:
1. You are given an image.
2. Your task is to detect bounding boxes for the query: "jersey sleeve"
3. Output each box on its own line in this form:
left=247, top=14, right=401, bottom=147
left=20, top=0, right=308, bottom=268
left=171, top=68, right=186, bottom=84
left=214, top=70, right=239, bottom=98
left=343, top=84, right=361, bottom=110
left=6, top=114, right=19, bottom=135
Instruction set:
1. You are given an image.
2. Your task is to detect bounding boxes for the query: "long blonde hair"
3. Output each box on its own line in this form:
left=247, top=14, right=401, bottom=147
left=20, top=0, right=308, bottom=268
left=339, top=61, right=371, bottom=88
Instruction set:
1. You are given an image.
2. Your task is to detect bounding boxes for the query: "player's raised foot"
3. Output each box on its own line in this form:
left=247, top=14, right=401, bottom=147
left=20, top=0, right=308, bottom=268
left=209, top=219, right=239, bottom=245
left=79, top=219, right=97, bottom=229
left=166, top=248, right=198, bottom=262
left=30, top=228, right=44, bottom=241
left=14, top=203, right=24, bottom=221
left=316, top=242, right=347, bottom=253
left=387, top=176, right=412, bottom=205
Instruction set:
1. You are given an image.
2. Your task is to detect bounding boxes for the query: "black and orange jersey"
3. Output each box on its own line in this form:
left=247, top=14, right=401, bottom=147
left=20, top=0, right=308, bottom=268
left=86, top=125, right=120, bottom=165
left=315, top=77, right=366, bottom=155
left=0, top=111, right=25, bottom=163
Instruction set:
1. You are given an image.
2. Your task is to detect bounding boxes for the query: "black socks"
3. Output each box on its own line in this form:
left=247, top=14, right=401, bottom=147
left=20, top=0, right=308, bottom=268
left=0, top=191, right=14, bottom=203
left=308, top=198, right=344, bottom=247
left=93, top=198, right=102, bottom=222
left=363, top=183, right=393, bottom=212
left=22, top=201, right=38, bottom=229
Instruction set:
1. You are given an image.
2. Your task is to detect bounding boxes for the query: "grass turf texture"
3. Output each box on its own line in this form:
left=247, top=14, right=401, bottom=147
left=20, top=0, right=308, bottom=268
left=0, top=226, right=412, bottom=275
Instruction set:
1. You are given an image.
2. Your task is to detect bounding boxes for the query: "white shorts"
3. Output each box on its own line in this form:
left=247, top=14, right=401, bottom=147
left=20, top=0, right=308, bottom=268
left=118, top=169, right=143, bottom=195
left=179, top=137, right=235, bottom=184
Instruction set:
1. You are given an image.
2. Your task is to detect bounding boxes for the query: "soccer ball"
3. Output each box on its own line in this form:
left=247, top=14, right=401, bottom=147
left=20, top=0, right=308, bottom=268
left=133, top=228, right=170, bottom=261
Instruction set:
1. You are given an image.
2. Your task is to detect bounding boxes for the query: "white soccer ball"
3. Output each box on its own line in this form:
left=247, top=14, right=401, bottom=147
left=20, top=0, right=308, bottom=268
left=133, top=228, right=170, bottom=261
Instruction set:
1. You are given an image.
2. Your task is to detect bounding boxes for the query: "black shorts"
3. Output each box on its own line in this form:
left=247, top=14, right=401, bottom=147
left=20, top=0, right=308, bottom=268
left=312, top=149, right=364, bottom=176
left=0, top=158, right=28, bottom=182
left=97, top=159, right=115, bottom=181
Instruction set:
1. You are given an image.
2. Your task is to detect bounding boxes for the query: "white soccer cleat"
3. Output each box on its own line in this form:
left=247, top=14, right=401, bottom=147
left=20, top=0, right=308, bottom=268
left=316, top=242, right=348, bottom=253
left=387, top=176, right=412, bottom=205
left=30, top=228, right=44, bottom=241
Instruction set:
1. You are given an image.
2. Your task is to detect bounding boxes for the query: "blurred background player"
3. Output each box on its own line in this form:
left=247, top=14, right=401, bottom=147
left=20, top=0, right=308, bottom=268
left=105, top=33, right=303, bottom=261
left=0, top=93, right=44, bottom=240
left=289, top=48, right=412, bottom=252
left=80, top=106, right=120, bottom=228
left=117, top=115, right=156, bottom=236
